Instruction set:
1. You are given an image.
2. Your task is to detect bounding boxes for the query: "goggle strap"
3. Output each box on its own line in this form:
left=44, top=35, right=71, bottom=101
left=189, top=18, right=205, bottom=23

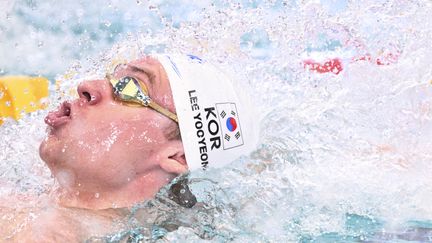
left=148, top=101, right=179, bottom=123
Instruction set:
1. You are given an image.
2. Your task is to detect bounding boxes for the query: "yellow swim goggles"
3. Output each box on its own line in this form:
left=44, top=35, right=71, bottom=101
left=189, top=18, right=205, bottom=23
left=106, top=73, right=178, bottom=123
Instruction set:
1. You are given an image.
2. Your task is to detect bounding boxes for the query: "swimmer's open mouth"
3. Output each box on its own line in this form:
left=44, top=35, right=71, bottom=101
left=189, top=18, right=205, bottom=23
left=45, top=101, right=72, bottom=128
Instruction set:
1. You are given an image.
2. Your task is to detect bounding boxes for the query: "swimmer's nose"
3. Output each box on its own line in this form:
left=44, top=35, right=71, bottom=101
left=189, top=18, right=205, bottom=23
left=77, top=79, right=110, bottom=105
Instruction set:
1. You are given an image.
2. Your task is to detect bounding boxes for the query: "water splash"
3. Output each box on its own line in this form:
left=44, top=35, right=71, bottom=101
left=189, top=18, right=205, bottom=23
left=1, top=0, right=432, bottom=242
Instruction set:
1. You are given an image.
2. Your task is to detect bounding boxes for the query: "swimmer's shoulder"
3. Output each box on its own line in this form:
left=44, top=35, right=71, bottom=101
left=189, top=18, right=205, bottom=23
left=0, top=194, right=128, bottom=242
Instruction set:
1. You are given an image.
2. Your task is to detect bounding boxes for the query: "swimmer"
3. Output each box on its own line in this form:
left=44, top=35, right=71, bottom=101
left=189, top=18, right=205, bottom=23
left=1, top=54, right=258, bottom=242
left=40, top=57, right=187, bottom=210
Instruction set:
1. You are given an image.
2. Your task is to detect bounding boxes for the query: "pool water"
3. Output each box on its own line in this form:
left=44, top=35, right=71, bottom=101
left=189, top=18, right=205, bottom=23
left=1, top=0, right=432, bottom=242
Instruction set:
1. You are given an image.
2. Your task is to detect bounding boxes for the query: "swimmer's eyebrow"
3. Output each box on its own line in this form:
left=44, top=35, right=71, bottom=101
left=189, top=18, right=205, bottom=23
left=128, top=64, right=157, bottom=87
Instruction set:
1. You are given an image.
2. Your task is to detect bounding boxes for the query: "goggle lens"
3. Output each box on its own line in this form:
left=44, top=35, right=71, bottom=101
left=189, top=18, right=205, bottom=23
left=110, top=76, right=150, bottom=105
left=107, top=74, right=178, bottom=123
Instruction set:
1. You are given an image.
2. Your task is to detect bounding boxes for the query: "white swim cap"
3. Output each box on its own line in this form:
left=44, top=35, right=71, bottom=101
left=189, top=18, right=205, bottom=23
left=156, top=54, right=259, bottom=171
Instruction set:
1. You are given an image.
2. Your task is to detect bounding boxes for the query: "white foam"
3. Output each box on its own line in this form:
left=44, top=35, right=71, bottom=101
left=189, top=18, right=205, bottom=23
left=1, top=0, right=432, bottom=241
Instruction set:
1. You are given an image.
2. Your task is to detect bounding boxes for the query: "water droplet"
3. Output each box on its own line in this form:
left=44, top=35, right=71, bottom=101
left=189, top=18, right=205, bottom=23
left=37, top=41, right=44, bottom=47
left=95, top=192, right=100, bottom=198
left=39, top=97, right=49, bottom=106
left=0, top=91, right=4, bottom=99
left=136, top=0, right=141, bottom=5
left=104, top=21, right=111, bottom=27
left=5, top=101, right=11, bottom=107
left=180, top=189, right=186, bottom=194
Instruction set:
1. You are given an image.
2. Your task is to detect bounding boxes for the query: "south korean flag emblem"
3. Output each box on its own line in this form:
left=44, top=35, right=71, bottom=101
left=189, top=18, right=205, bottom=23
left=216, top=103, right=244, bottom=150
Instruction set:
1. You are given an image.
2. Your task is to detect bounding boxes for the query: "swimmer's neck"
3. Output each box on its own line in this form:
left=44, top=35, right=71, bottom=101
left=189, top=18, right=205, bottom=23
left=54, top=171, right=175, bottom=210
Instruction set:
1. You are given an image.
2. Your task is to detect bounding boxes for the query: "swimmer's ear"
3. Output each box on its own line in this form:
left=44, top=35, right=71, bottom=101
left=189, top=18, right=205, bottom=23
left=159, top=141, right=188, bottom=175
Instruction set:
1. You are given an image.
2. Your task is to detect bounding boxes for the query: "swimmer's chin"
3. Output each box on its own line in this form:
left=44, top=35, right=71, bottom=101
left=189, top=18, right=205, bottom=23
left=39, top=134, right=60, bottom=167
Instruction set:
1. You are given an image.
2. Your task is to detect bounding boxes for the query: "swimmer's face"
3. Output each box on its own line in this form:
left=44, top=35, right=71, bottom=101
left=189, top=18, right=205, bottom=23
left=39, top=57, right=187, bottom=200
